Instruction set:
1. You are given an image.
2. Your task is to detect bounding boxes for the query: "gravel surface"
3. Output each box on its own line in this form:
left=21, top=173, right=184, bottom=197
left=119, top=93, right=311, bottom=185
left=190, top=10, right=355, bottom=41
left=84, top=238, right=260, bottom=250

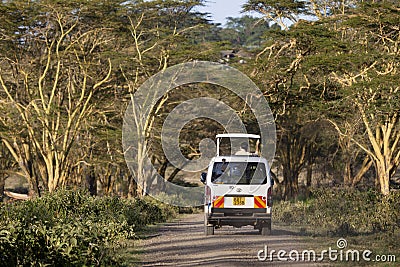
left=137, top=213, right=328, bottom=266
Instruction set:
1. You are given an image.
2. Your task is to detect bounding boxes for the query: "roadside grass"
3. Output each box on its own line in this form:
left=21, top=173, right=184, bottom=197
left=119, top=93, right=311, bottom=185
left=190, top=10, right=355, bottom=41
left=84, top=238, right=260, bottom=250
left=273, top=221, right=399, bottom=266
left=272, top=189, right=400, bottom=266
left=298, top=228, right=399, bottom=266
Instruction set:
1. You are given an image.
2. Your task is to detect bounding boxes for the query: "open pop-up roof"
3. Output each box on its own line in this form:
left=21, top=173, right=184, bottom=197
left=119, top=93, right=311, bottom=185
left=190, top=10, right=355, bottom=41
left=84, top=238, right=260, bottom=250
left=216, top=133, right=260, bottom=156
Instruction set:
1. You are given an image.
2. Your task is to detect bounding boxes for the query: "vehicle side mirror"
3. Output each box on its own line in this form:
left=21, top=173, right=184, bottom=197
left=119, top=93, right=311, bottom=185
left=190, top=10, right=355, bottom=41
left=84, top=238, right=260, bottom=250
left=271, top=178, right=274, bottom=187
left=200, top=172, right=207, bottom=184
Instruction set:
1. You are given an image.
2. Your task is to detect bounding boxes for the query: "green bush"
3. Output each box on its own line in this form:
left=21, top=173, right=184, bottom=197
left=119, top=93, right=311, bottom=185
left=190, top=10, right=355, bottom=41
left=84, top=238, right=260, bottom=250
left=0, top=190, right=177, bottom=266
left=273, top=189, right=400, bottom=236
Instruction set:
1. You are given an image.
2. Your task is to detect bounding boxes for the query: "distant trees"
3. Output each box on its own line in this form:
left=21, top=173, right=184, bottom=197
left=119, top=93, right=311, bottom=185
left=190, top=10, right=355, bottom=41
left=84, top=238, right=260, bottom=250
left=219, top=16, right=273, bottom=47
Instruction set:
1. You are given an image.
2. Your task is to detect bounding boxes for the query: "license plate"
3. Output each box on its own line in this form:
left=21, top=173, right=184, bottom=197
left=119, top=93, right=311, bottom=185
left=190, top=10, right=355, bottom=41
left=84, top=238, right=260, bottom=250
left=233, top=197, right=245, bottom=205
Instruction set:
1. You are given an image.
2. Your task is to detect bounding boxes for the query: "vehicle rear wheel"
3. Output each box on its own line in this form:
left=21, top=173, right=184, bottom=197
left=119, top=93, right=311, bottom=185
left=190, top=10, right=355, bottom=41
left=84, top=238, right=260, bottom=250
left=260, top=222, right=271, bottom=236
left=205, top=225, right=214, bottom=236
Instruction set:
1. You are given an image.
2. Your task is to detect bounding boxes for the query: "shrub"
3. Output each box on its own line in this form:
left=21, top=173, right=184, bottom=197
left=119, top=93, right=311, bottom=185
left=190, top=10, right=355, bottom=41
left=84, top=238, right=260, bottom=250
left=273, top=189, right=400, bottom=236
left=0, top=189, right=176, bottom=266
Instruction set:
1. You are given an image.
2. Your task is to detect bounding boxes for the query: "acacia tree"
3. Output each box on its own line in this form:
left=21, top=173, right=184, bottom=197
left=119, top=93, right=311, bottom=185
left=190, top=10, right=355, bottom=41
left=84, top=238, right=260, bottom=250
left=241, top=18, right=328, bottom=199
left=243, top=0, right=400, bottom=197
left=243, top=0, right=310, bottom=30
left=119, top=0, right=222, bottom=198
left=317, top=1, right=400, bottom=194
left=0, top=1, right=112, bottom=194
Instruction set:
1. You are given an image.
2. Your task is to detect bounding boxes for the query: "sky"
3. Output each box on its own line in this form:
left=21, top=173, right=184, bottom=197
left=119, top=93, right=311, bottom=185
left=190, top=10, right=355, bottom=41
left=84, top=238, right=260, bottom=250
left=195, top=0, right=258, bottom=26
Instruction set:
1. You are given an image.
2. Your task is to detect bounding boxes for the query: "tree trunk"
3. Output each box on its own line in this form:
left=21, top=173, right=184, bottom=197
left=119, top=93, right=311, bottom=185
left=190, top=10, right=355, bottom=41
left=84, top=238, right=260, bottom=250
left=128, top=175, right=138, bottom=198
left=0, top=174, right=5, bottom=201
left=284, top=178, right=299, bottom=200
left=86, top=166, right=97, bottom=196
left=270, top=170, right=282, bottom=198
left=306, top=164, right=312, bottom=198
left=357, top=106, right=398, bottom=196
left=343, top=158, right=352, bottom=186
left=351, top=156, right=372, bottom=187
left=376, top=160, right=390, bottom=195
left=283, top=168, right=299, bottom=200
left=136, top=184, right=144, bottom=198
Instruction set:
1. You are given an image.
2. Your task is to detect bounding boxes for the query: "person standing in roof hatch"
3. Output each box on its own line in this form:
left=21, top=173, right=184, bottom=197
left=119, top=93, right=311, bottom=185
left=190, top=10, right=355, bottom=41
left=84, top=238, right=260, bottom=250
left=235, top=142, right=252, bottom=155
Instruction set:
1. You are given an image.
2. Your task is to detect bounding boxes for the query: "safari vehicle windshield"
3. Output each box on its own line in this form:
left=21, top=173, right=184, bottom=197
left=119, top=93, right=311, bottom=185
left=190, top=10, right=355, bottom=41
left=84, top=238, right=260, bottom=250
left=211, top=162, right=267, bottom=185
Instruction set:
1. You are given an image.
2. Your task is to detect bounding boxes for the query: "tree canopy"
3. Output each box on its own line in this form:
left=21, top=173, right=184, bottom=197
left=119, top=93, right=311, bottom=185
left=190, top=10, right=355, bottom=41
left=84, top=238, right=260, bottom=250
left=0, top=0, right=398, bottom=198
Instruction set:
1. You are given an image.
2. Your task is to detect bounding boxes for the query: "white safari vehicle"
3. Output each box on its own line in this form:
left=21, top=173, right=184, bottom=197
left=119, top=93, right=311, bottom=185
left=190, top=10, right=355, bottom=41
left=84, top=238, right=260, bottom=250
left=201, top=134, right=273, bottom=236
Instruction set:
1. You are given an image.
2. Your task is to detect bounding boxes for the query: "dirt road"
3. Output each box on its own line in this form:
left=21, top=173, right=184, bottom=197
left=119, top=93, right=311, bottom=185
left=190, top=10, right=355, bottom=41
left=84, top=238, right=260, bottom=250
left=136, top=213, right=328, bottom=266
